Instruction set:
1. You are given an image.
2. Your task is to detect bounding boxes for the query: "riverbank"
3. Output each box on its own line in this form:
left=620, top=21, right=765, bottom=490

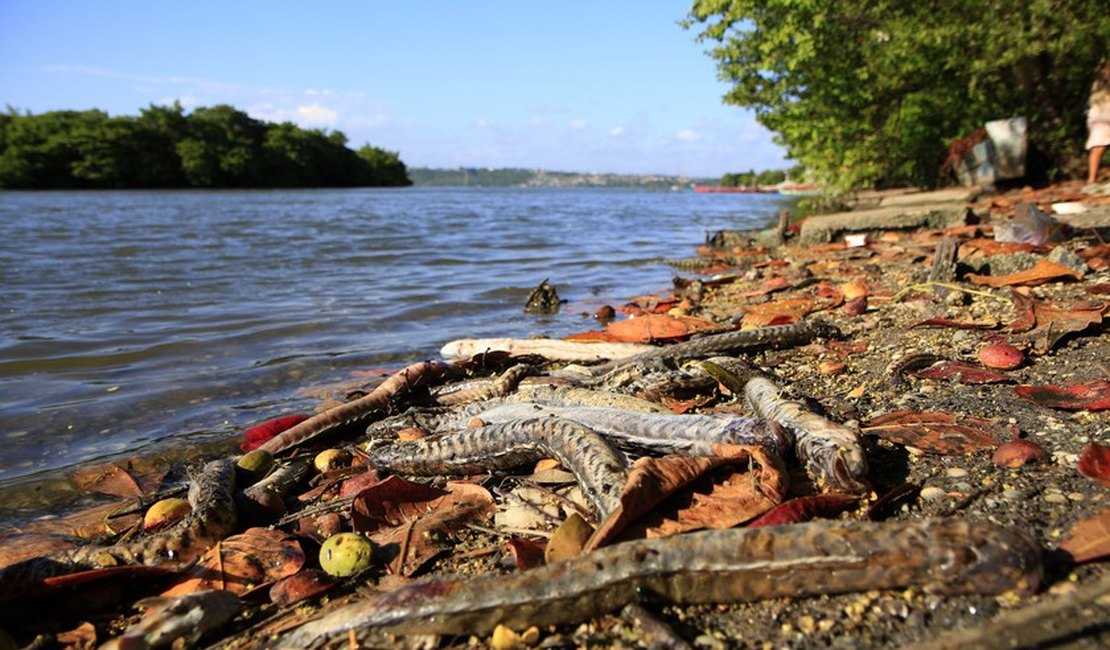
left=1, top=181, right=1108, bottom=647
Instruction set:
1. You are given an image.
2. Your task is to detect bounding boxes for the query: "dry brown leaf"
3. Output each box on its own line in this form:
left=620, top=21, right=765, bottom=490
left=862, top=410, right=1013, bottom=454
left=351, top=477, right=495, bottom=576
left=162, top=527, right=304, bottom=596
left=740, top=298, right=823, bottom=328
left=72, top=464, right=144, bottom=499
left=1057, top=507, right=1110, bottom=564
left=586, top=444, right=786, bottom=551
left=967, top=258, right=1083, bottom=287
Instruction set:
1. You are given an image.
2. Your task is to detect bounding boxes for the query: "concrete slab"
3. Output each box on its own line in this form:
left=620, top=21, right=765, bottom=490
left=798, top=205, right=971, bottom=244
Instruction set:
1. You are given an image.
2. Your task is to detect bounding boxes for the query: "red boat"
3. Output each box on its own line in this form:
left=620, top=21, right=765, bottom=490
left=692, top=185, right=765, bottom=194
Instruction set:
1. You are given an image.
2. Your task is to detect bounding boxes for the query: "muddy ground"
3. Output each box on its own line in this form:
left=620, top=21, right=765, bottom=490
left=3, top=181, right=1109, bottom=649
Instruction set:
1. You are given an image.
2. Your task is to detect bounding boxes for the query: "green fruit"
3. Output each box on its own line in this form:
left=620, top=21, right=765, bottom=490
left=236, top=449, right=276, bottom=484
left=319, top=532, right=374, bottom=577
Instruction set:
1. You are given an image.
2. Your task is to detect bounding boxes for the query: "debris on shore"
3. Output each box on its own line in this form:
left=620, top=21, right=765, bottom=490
left=1, top=181, right=1108, bottom=649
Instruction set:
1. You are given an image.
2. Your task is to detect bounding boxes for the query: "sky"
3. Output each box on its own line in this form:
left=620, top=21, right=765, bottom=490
left=0, top=1, right=788, bottom=178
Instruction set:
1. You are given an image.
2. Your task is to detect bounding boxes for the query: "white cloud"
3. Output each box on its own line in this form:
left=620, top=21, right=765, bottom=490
left=676, top=129, right=698, bottom=142
left=475, top=118, right=493, bottom=127
left=569, top=119, right=588, bottom=130
left=297, top=103, right=339, bottom=126
left=609, top=126, right=625, bottom=137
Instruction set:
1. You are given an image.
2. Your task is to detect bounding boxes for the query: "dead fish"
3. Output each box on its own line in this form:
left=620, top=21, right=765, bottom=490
left=100, top=589, right=241, bottom=650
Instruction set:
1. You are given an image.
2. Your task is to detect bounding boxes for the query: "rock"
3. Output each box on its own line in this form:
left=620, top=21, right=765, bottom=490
left=524, top=279, right=561, bottom=314
left=1047, top=247, right=1087, bottom=277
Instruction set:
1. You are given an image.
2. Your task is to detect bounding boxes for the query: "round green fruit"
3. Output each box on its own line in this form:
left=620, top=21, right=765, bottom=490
left=319, top=532, right=374, bottom=577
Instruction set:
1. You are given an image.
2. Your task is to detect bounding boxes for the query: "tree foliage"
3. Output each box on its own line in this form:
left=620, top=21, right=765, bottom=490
left=686, top=0, right=1110, bottom=190
left=0, top=103, right=411, bottom=189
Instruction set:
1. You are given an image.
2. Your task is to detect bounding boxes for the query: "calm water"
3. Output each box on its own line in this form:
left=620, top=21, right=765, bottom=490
left=0, top=187, right=791, bottom=514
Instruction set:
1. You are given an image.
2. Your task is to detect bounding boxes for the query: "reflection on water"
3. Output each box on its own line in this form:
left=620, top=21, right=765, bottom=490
left=0, top=187, right=792, bottom=517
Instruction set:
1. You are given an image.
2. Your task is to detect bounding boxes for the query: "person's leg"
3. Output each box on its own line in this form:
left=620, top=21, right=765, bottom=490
left=1090, top=145, right=1106, bottom=184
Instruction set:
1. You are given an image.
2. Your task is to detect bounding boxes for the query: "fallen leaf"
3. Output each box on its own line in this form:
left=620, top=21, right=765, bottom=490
left=506, top=536, right=546, bottom=571
left=1013, top=380, right=1110, bottom=411
left=72, top=464, right=144, bottom=499
left=660, top=393, right=715, bottom=414
left=586, top=444, right=786, bottom=551
left=563, top=329, right=624, bottom=343
left=240, top=414, right=311, bottom=452
left=1057, top=507, right=1110, bottom=564
left=269, top=568, right=335, bottom=607
left=741, top=298, right=826, bottom=328
left=1009, top=299, right=1104, bottom=354
left=338, top=469, right=383, bottom=499
left=862, top=411, right=1013, bottom=454
left=909, top=360, right=1013, bottom=384
left=736, top=275, right=792, bottom=298
left=162, top=527, right=304, bottom=596
left=56, top=621, right=97, bottom=647
left=746, top=494, right=859, bottom=528
left=967, top=258, right=1083, bottom=287
left=1078, top=442, right=1110, bottom=487
left=605, top=313, right=722, bottom=343
left=1087, top=283, right=1110, bottom=295
left=351, top=477, right=495, bottom=576
left=544, top=513, right=593, bottom=563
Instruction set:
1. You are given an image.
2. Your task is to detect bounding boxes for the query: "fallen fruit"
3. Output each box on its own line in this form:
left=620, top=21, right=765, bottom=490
left=236, top=448, right=275, bottom=484
left=319, top=532, right=374, bottom=577
left=978, top=343, right=1024, bottom=370
left=143, top=497, right=191, bottom=531
left=992, top=438, right=1048, bottom=468
left=314, top=449, right=351, bottom=473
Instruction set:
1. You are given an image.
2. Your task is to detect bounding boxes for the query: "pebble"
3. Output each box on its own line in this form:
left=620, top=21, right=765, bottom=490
left=919, top=486, right=947, bottom=501
left=1002, top=489, right=1024, bottom=501
left=1044, top=493, right=1069, bottom=505
left=1067, top=492, right=1086, bottom=501
left=945, top=468, right=969, bottom=479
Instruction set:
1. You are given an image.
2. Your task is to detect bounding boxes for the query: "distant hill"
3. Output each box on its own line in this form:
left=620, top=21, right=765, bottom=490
left=409, top=167, right=709, bottom=189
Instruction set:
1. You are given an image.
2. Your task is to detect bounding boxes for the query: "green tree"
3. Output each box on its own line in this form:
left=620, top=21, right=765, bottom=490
left=357, top=145, right=412, bottom=186
left=686, top=0, right=1110, bottom=190
left=0, top=103, right=412, bottom=189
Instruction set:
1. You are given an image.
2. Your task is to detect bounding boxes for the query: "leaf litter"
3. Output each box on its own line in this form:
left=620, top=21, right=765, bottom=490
left=1, top=184, right=1109, bottom=648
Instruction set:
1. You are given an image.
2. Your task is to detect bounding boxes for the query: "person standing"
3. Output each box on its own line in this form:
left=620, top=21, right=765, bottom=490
left=1087, top=61, right=1110, bottom=186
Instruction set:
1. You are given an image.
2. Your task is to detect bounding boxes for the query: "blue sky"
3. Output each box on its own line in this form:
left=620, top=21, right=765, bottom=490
left=0, top=1, right=787, bottom=177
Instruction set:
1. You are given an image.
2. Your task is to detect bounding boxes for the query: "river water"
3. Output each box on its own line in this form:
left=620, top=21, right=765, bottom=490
left=0, top=187, right=792, bottom=515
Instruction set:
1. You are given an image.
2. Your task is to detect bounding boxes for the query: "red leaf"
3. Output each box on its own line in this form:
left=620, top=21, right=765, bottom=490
left=269, top=568, right=335, bottom=607
left=240, top=414, right=311, bottom=452
left=909, top=360, right=1012, bottom=384
left=1057, top=507, right=1110, bottom=564
left=746, top=494, right=859, bottom=528
left=506, top=536, right=547, bottom=571
left=1078, top=442, right=1110, bottom=487
left=862, top=410, right=1012, bottom=454
left=1014, top=380, right=1110, bottom=411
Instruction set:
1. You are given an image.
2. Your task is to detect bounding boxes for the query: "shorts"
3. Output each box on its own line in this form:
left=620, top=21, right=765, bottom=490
left=1089, top=121, right=1110, bottom=149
